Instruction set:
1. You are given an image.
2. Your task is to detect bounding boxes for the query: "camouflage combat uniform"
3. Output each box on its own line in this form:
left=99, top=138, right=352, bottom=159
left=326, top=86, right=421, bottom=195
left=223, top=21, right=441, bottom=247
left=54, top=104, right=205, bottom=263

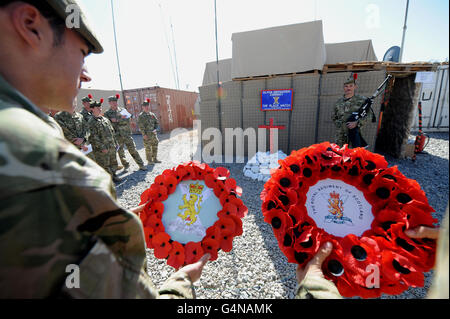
left=332, top=94, right=370, bottom=147
left=295, top=275, right=342, bottom=299
left=104, top=107, right=145, bottom=168
left=0, top=74, right=195, bottom=298
left=54, top=110, right=95, bottom=159
left=88, top=114, right=119, bottom=177
left=80, top=107, right=93, bottom=124
left=138, top=111, right=160, bottom=163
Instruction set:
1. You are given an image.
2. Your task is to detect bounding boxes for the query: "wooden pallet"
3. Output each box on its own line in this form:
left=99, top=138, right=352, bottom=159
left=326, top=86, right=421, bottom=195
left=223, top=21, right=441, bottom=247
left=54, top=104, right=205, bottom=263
left=232, top=69, right=320, bottom=81
left=322, top=61, right=439, bottom=74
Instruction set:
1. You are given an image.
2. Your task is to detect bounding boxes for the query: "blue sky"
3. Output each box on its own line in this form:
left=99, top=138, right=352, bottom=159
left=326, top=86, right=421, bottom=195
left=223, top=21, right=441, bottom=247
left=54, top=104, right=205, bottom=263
left=80, top=0, right=449, bottom=91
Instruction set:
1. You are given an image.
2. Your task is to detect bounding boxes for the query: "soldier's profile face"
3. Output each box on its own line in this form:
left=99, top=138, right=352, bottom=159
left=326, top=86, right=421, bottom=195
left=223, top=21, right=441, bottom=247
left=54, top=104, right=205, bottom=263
left=43, top=28, right=90, bottom=112
left=143, top=106, right=149, bottom=112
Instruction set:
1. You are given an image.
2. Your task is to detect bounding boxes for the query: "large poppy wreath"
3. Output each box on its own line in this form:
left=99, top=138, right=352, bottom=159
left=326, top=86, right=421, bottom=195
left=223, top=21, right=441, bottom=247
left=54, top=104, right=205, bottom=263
left=139, top=161, right=248, bottom=269
left=261, top=142, right=437, bottom=298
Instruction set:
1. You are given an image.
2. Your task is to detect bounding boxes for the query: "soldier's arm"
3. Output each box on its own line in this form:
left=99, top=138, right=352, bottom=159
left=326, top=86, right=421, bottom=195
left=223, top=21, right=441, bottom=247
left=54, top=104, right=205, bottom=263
left=295, top=274, right=342, bottom=299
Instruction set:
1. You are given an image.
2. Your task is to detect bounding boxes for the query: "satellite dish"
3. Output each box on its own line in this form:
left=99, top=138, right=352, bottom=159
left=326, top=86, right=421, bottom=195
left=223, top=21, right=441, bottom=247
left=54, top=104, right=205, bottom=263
left=383, top=46, right=401, bottom=62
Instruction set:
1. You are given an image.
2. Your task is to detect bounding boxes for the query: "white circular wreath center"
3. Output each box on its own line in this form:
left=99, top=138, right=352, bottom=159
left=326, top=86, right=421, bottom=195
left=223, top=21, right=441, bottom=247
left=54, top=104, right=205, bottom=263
left=305, top=179, right=374, bottom=238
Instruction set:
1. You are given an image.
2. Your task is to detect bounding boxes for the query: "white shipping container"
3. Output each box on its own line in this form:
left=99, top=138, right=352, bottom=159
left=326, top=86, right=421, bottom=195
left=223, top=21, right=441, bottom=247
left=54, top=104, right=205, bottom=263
left=411, top=65, right=449, bottom=132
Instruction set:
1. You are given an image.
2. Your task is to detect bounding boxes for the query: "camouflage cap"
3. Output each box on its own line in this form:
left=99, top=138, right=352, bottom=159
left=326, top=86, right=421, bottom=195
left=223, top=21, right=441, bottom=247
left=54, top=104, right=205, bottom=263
left=142, top=98, right=151, bottom=106
left=344, top=73, right=358, bottom=85
left=44, top=0, right=103, bottom=53
left=108, top=94, right=120, bottom=102
left=82, top=94, right=93, bottom=103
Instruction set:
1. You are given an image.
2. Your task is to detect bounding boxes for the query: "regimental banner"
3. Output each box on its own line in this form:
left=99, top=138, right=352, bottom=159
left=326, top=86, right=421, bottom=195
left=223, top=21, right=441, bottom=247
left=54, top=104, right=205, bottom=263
left=261, top=89, right=293, bottom=111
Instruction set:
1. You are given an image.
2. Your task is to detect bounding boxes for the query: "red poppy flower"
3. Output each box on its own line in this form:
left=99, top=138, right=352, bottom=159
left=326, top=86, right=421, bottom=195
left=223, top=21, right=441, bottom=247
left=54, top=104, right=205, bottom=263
left=145, top=214, right=165, bottom=233
left=147, top=201, right=164, bottom=219
left=184, top=241, right=204, bottom=264
left=219, top=193, right=237, bottom=206
left=140, top=188, right=151, bottom=205
left=174, top=166, right=187, bottom=182
left=154, top=175, right=165, bottom=188
left=167, top=241, right=185, bottom=269
left=271, top=170, right=297, bottom=191
left=381, top=250, right=424, bottom=287
left=152, top=232, right=172, bottom=259
left=204, top=173, right=217, bottom=188
left=228, top=214, right=243, bottom=236
left=213, top=167, right=230, bottom=180
left=206, top=225, right=222, bottom=243
left=202, top=237, right=220, bottom=261
left=143, top=227, right=155, bottom=249
left=214, top=217, right=236, bottom=237
left=230, top=197, right=248, bottom=218
left=220, top=235, right=234, bottom=252
left=148, top=184, right=168, bottom=201
left=213, top=180, right=226, bottom=197
left=264, top=209, right=293, bottom=240
left=163, top=175, right=178, bottom=195
left=181, top=165, right=196, bottom=180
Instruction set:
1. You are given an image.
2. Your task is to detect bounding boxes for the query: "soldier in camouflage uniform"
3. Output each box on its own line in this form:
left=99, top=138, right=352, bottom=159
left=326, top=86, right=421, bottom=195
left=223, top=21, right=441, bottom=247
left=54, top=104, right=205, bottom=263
left=104, top=94, right=147, bottom=171
left=80, top=94, right=93, bottom=124
left=54, top=107, right=90, bottom=154
left=332, top=74, right=371, bottom=148
left=0, top=0, right=209, bottom=298
left=138, top=99, right=161, bottom=164
left=88, top=99, right=122, bottom=182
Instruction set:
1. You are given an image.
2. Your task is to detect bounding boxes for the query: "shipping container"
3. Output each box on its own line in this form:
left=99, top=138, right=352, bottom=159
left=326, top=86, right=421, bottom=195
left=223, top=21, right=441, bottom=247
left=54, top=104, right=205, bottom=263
left=410, top=64, right=449, bottom=132
left=122, top=86, right=198, bottom=133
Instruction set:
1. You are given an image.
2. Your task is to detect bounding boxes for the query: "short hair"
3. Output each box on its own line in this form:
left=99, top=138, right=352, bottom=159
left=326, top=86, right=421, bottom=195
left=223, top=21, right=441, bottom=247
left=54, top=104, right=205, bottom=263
left=1, top=0, right=66, bottom=47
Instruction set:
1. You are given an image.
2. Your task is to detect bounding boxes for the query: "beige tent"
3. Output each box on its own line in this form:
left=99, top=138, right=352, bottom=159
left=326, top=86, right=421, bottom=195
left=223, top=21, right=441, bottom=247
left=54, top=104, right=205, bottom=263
left=325, top=40, right=378, bottom=64
left=202, top=59, right=233, bottom=86
left=231, top=20, right=326, bottom=79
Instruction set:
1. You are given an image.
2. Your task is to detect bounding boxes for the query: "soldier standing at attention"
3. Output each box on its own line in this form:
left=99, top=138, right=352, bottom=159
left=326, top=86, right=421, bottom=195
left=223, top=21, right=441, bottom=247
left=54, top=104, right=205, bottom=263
left=104, top=94, right=147, bottom=171
left=0, top=0, right=209, bottom=299
left=332, top=73, right=371, bottom=148
left=138, top=99, right=161, bottom=164
left=80, top=94, right=93, bottom=123
left=88, top=99, right=122, bottom=182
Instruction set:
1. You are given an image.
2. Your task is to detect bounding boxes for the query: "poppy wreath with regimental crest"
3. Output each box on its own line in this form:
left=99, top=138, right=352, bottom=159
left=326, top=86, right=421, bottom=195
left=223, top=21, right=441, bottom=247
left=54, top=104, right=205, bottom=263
left=139, top=161, right=248, bottom=269
left=260, top=142, right=437, bottom=298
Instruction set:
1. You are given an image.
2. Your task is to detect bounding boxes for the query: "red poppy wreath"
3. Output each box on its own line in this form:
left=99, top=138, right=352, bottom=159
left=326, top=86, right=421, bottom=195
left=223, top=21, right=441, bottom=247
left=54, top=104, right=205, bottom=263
left=139, top=161, right=248, bottom=269
left=261, top=142, right=437, bottom=298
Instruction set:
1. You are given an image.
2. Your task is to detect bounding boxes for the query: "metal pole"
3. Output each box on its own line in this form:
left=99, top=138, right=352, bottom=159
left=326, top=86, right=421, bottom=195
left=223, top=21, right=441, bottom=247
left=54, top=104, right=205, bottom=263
left=214, top=0, right=222, bottom=133
left=399, top=0, right=409, bottom=63
left=111, top=0, right=126, bottom=106
left=170, top=20, right=180, bottom=90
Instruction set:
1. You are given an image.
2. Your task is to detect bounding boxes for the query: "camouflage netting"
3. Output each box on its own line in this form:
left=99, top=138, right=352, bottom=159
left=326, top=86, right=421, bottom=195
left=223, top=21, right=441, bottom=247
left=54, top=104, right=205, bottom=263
left=375, top=75, right=418, bottom=158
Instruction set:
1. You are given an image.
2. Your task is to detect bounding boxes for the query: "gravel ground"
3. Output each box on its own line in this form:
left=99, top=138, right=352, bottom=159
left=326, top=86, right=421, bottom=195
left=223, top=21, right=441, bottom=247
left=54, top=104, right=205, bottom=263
left=115, top=130, right=449, bottom=299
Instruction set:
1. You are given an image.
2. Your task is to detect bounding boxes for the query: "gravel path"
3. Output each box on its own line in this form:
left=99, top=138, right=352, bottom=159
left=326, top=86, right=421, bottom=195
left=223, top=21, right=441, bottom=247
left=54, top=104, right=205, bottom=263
left=116, top=130, right=449, bottom=299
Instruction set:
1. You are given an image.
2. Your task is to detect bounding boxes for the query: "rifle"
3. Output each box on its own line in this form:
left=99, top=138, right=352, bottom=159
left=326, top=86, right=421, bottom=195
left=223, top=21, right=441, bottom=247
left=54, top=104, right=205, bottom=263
left=346, top=74, right=393, bottom=148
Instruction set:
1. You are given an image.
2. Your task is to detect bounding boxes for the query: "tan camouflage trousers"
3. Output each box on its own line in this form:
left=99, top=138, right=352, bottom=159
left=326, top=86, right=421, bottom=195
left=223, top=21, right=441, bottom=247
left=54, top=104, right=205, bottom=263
left=117, top=134, right=144, bottom=167
left=143, top=133, right=159, bottom=162
left=93, top=149, right=119, bottom=176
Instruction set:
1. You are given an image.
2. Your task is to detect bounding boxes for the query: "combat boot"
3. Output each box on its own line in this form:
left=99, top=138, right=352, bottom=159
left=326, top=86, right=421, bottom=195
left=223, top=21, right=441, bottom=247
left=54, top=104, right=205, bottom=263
left=153, top=159, right=162, bottom=163
left=112, top=174, right=122, bottom=183
left=139, top=165, right=148, bottom=171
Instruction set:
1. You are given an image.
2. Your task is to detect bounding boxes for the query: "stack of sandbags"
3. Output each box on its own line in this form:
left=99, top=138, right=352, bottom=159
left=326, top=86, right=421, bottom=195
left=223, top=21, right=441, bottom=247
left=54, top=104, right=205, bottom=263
left=243, top=150, right=287, bottom=182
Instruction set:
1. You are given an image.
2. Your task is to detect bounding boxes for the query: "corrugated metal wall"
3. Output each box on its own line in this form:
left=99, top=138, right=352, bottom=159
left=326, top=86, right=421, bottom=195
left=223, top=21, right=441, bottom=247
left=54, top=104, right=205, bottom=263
left=123, top=87, right=198, bottom=133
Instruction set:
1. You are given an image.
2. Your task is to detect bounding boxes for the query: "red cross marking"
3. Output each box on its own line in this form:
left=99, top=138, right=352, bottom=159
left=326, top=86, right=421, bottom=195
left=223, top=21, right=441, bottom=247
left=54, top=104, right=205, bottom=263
left=258, top=118, right=286, bottom=154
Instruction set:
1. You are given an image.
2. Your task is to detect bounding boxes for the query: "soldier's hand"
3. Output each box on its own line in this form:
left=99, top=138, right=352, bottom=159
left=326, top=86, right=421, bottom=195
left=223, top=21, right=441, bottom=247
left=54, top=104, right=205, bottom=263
left=178, top=253, right=211, bottom=283
left=102, top=149, right=108, bottom=154
left=73, top=138, right=84, bottom=146
left=81, top=145, right=88, bottom=152
left=296, top=242, right=333, bottom=284
left=346, top=121, right=358, bottom=129
left=405, top=226, right=440, bottom=240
